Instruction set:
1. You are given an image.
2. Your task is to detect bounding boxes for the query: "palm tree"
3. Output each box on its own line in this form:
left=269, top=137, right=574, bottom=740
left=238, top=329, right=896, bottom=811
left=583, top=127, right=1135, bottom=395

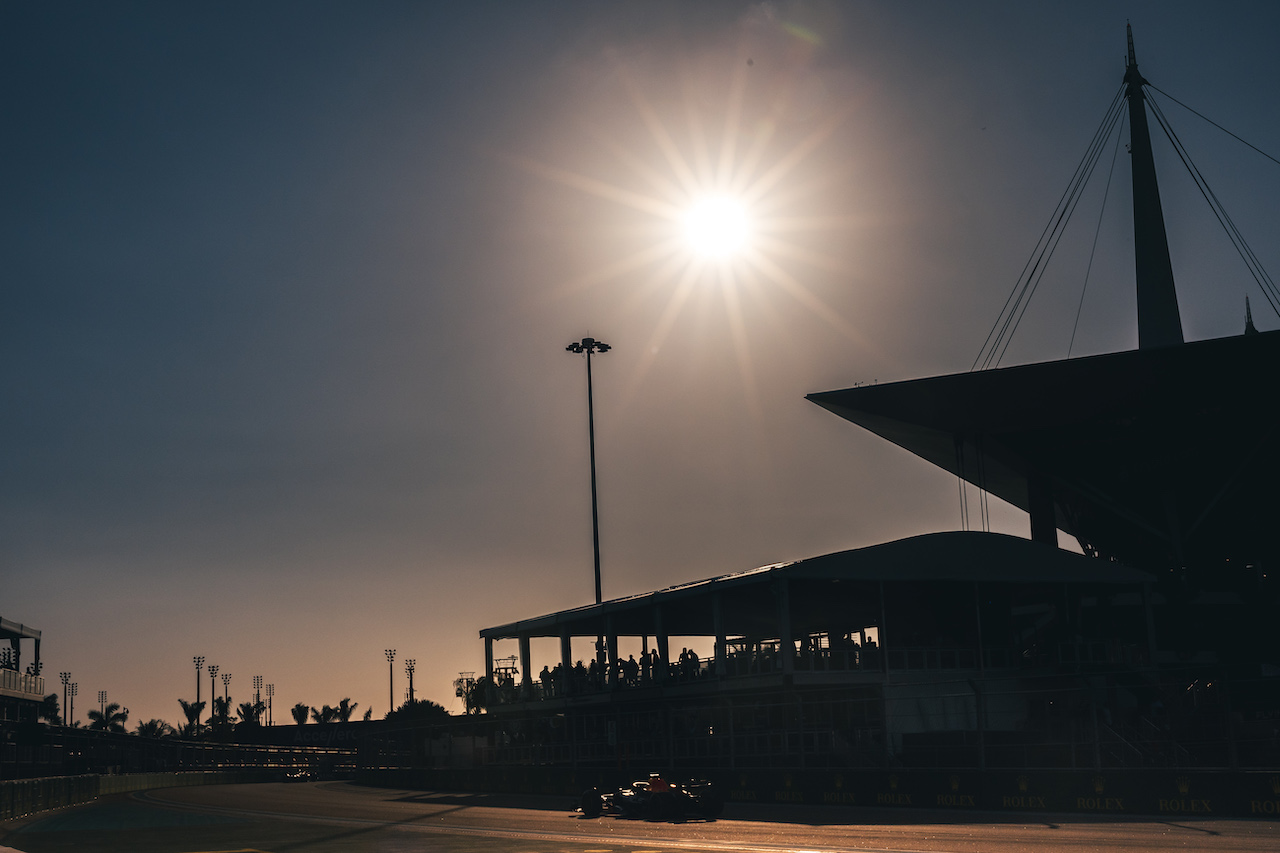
left=207, top=696, right=233, bottom=741
left=384, top=698, right=450, bottom=725
left=291, top=702, right=310, bottom=725
left=39, top=694, right=62, bottom=725
left=310, top=704, right=339, bottom=724
left=135, top=719, right=174, bottom=738
left=236, top=701, right=264, bottom=726
left=335, top=698, right=358, bottom=722
left=88, top=702, right=129, bottom=732
left=177, top=699, right=205, bottom=737
left=209, top=695, right=232, bottom=724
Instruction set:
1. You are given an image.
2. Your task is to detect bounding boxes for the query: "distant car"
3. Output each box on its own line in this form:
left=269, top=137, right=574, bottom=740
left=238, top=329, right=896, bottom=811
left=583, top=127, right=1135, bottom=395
left=284, top=767, right=315, bottom=782
left=579, top=774, right=723, bottom=821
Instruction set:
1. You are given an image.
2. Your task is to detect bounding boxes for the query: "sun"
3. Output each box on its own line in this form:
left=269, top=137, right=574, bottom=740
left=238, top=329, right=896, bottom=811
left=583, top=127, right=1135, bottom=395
left=681, top=196, right=751, bottom=258
left=511, top=30, right=869, bottom=401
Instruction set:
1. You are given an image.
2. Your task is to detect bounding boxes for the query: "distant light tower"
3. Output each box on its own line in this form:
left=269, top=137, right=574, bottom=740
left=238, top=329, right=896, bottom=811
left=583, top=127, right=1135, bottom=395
left=98, top=690, right=107, bottom=719
left=69, top=683, right=78, bottom=725
left=565, top=336, right=611, bottom=606
left=221, top=672, right=231, bottom=704
left=59, top=672, right=70, bottom=725
left=404, top=659, right=416, bottom=704
left=253, top=675, right=263, bottom=724
left=384, top=649, right=396, bottom=714
left=265, top=683, right=274, bottom=726
left=207, top=665, right=219, bottom=716
left=193, top=656, right=205, bottom=727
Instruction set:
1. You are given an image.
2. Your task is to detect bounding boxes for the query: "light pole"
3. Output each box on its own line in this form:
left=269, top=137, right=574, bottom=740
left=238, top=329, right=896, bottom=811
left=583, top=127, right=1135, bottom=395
left=385, top=649, right=396, bottom=714
left=253, top=675, right=263, bottom=724
left=69, top=683, right=78, bottom=725
left=207, top=665, right=219, bottom=718
left=193, top=655, right=205, bottom=727
left=221, top=672, right=231, bottom=704
left=568, top=336, right=611, bottom=673
left=565, top=336, right=611, bottom=606
left=405, top=659, right=416, bottom=704
left=98, top=690, right=107, bottom=719
left=59, top=672, right=70, bottom=725
left=265, top=683, right=274, bottom=726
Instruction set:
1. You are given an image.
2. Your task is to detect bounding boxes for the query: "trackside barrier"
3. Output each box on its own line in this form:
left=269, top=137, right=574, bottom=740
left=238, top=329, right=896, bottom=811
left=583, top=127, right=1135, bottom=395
left=355, top=766, right=1280, bottom=819
left=0, top=770, right=272, bottom=821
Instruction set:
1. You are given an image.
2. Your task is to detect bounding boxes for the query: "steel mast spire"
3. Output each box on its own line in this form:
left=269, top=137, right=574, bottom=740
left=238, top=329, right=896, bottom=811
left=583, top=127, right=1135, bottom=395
left=1124, top=23, right=1184, bottom=349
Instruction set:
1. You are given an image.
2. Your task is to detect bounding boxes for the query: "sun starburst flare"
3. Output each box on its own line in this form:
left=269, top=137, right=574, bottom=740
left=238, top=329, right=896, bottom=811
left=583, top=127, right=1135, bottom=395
left=511, top=25, right=876, bottom=413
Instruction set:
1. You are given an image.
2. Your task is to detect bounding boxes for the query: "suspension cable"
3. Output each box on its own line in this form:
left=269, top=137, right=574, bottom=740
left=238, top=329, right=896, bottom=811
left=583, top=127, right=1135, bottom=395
left=1069, top=119, right=1125, bottom=358
left=973, top=85, right=1127, bottom=371
left=1147, top=84, right=1280, bottom=168
left=1146, top=89, right=1280, bottom=315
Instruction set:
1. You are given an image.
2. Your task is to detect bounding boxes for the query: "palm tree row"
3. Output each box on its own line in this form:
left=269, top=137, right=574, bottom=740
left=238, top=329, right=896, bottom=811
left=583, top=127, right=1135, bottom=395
left=295, top=697, right=366, bottom=724
left=38, top=688, right=431, bottom=738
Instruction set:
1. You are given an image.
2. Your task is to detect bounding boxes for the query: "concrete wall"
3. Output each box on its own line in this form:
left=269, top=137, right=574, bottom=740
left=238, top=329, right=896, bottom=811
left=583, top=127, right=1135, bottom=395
left=0, top=770, right=271, bottom=821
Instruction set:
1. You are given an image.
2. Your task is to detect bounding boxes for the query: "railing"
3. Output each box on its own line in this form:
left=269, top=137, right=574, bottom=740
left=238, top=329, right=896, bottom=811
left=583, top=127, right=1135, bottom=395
left=489, top=639, right=1164, bottom=708
left=0, top=669, right=44, bottom=697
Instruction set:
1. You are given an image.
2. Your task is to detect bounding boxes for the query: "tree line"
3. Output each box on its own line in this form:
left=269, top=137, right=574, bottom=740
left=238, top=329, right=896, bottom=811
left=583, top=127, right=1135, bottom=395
left=37, top=693, right=449, bottom=738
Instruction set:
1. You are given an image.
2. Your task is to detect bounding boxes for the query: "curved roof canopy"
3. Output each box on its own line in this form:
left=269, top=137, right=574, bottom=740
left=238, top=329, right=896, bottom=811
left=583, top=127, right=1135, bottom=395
left=481, top=531, right=1149, bottom=640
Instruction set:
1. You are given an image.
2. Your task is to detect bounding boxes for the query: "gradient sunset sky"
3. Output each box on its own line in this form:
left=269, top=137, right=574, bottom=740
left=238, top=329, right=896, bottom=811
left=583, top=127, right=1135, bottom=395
left=4, top=1, right=1278, bottom=727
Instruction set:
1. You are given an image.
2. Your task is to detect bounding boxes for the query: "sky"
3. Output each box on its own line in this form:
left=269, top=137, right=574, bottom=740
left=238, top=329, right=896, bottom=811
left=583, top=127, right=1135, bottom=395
left=4, top=1, right=1279, bottom=728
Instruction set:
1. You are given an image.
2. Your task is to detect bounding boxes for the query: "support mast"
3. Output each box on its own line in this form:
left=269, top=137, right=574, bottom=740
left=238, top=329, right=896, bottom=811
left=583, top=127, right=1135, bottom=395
left=1125, top=23, right=1184, bottom=349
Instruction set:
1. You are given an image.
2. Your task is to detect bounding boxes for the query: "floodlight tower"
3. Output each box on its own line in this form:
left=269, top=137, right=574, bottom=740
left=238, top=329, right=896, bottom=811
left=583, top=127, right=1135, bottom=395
left=193, top=656, right=205, bottom=726
left=385, top=649, right=396, bottom=714
left=207, top=665, right=219, bottom=716
left=59, top=672, right=70, bottom=725
left=565, top=337, right=612, bottom=606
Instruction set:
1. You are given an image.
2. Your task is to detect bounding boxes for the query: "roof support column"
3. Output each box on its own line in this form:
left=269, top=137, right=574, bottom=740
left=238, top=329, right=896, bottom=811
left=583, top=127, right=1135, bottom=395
left=777, top=576, right=794, bottom=675
left=484, top=637, right=494, bottom=685
left=655, top=605, right=669, bottom=683
left=1028, top=473, right=1057, bottom=546
left=878, top=581, right=890, bottom=676
left=560, top=629, right=573, bottom=697
left=606, top=616, right=619, bottom=688
left=518, top=634, right=532, bottom=698
left=713, top=593, right=726, bottom=678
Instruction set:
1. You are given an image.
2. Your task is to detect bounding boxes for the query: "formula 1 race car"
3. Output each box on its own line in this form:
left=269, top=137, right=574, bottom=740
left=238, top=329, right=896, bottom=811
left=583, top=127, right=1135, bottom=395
left=579, top=774, right=724, bottom=821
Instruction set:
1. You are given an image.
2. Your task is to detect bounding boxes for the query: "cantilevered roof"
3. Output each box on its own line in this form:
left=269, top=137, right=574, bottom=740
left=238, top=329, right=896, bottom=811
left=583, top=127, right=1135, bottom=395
left=0, top=617, right=40, bottom=642
left=807, top=330, right=1280, bottom=571
left=480, top=531, right=1150, bottom=640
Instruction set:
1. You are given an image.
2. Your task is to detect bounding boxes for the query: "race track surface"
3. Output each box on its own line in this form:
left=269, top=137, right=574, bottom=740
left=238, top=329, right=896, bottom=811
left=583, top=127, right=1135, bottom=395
left=3, top=781, right=1278, bottom=853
